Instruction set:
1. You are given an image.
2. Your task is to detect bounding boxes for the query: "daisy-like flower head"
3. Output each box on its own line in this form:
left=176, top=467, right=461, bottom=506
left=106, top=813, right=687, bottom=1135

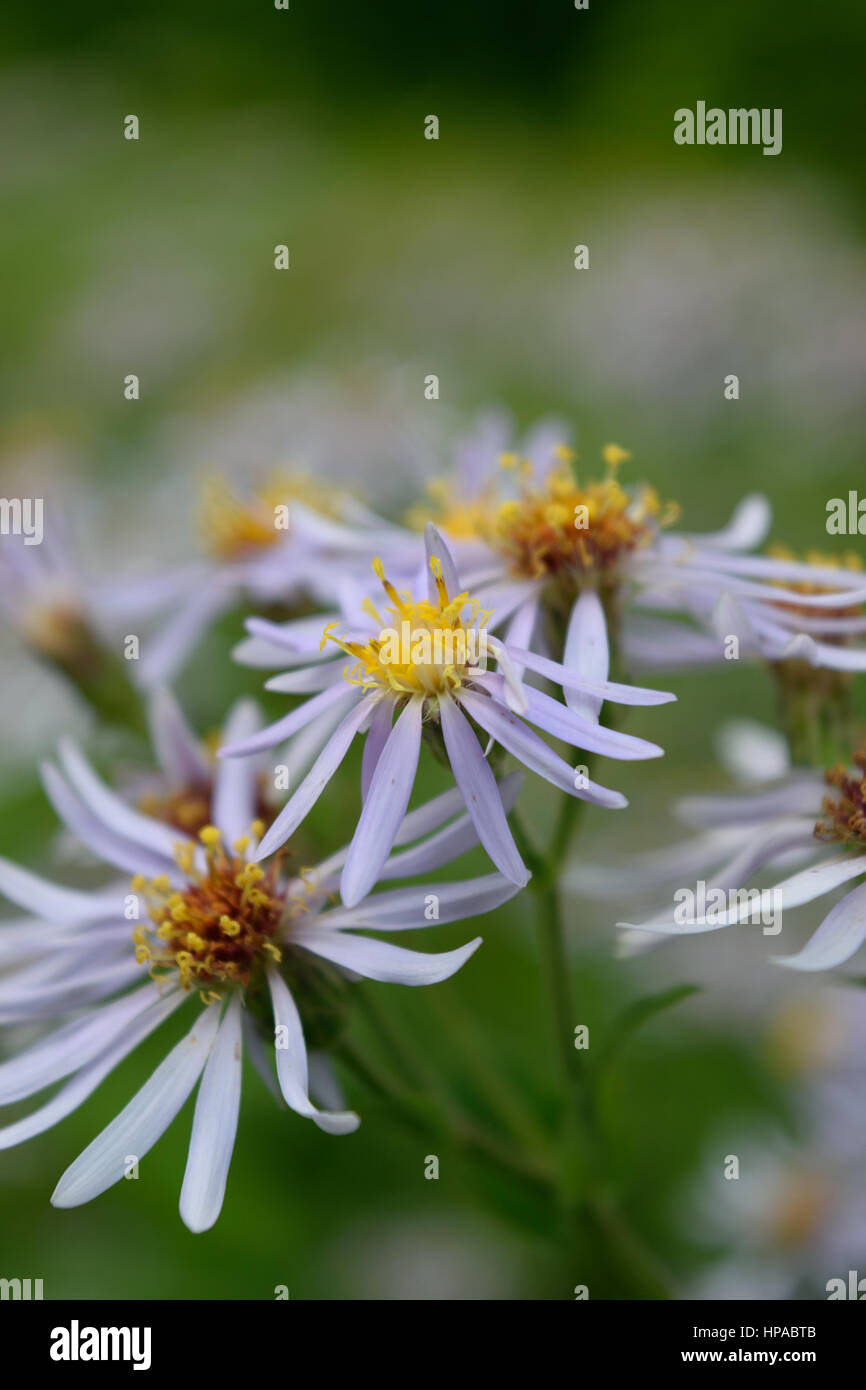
left=0, top=510, right=108, bottom=674
left=455, top=438, right=674, bottom=605
left=685, top=987, right=866, bottom=1300
left=132, top=688, right=277, bottom=839
left=99, top=466, right=418, bottom=692
left=411, top=422, right=679, bottom=631
left=0, top=696, right=521, bottom=1231
left=221, top=524, right=677, bottom=907
left=625, top=535, right=866, bottom=678
left=586, top=722, right=866, bottom=973
left=405, top=411, right=866, bottom=680
left=685, top=1125, right=866, bottom=1301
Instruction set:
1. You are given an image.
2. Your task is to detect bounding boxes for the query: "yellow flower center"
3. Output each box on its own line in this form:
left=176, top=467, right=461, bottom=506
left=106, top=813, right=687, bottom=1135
left=138, top=785, right=215, bottom=838
left=766, top=1172, right=830, bottom=1249
left=406, top=478, right=494, bottom=540
left=138, top=738, right=272, bottom=839
left=198, top=470, right=343, bottom=560
left=767, top=544, right=864, bottom=627
left=131, top=823, right=284, bottom=997
left=323, top=556, right=492, bottom=700
left=20, top=599, right=93, bottom=665
left=411, top=444, right=679, bottom=584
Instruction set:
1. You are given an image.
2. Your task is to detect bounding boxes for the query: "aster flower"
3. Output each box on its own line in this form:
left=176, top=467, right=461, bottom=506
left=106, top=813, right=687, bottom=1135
left=685, top=1125, right=866, bottom=1301
left=0, top=507, right=127, bottom=677
left=405, top=415, right=866, bottom=678
left=220, top=525, right=676, bottom=906
left=625, top=542, right=866, bottom=676
left=0, top=503, right=152, bottom=742
left=0, top=698, right=521, bottom=1232
left=97, top=467, right=417, bottom=691
left=684, top=989, right=866, bottom=1301
left=586, top=721, right=866, bottom=972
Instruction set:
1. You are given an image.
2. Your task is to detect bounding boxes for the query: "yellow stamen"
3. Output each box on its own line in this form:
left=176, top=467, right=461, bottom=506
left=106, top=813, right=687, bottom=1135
left=322, top=556, right=493, bottom=700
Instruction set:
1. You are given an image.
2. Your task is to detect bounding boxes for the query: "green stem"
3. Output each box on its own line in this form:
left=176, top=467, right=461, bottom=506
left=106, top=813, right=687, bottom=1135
left=422, top=986, right=552, bottom=1155
left=587, top=1191, right=676, bottom=1300
left=335, top=1037, right=553, bottom=1189
left=532, top=875, right=586, bottom=1094
left=518, top=786, right=676, bottom=1298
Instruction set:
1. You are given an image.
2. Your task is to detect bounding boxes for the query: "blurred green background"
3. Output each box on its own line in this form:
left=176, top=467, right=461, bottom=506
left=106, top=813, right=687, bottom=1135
left=1, top=0, right=865, bottom=1299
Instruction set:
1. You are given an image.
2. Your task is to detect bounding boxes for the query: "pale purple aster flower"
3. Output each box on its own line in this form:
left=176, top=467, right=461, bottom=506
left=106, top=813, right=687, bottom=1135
left=0, top=507, right=117, bottom=664
left=221, top=525, right=676, bottom=906
left=624, top=530, right=866, bottom=675
left=96, top=471, right=419, bottom=691
left=583, top=722, right=866, bottom=973
left=685, top=1122, right=866, bottom=1301
left=405, top=414, right=866, bottom=676
left=0, top=697, right=521, bottom=1231
left=684, top=988, right=866, bottom=1300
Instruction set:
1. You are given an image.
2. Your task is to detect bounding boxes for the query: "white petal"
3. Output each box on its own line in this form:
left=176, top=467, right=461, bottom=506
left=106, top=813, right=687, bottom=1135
left=57, top=738, right=186, bottom=862
left=424, top=523, right=461, bottom=603
left=393, top=786, right=468, bottom=844
left=219, top=678, right=354, bottom=758
left=457, top=687, right=627, bottom=809
left=0, top=982, right=171, bottom=1105
left=379, top=773, right=524, bottom=881
left=137, top=577, right=236, bottom=689
left=242, top=1013, right=285, bottom=1105
left=317, top=872, right=520, bottom=930
left=40, top=762, right=176, bottom=878
left=486, top=637, right=529, bottom=714
left=564, top=826, right=748, bottom=898
left=361, top=698, right=393, bottom=803
left=307, top=1051, right=346, bottom=1111
left=51, top=1005, right=221, bottom=1208
left=503, top=594, right=541, bottom=680
left=772, top=879, right=866, bottom=971
left=147, top=688, right=210, bottom=786
left=340, top=698, right=423, bottom=907
left=0, top=957, right=143, bottom=1024
left=267, top=969, right=359, bottom=1134
left=294, top=928, right=482, bottom=985
left=241, top=613, right=340, bottom=659
left=0, top=988, right=187, bottom=1150
left=265, top=664, right=347, bottom=694
left=0, top=859, right=124, bottom=923
left=254, top=692, right=372, bottom=859
left=563, top=590, right=609, bottom=723
left=714, top=720, right=791, bottom=783
left=622, top=615, right=723, bottom=670
left=486, top=676, right=662, bottom=760
left=212, top=699, right=262, bottom=847
left=618, top=852, right=866, bottom=935
left=274, top=693, right=356, bottom=790
left=711, top=591, right=761, bottom=655
left=439, top=695, right=527, bottom=885
left=179, top=994, right=243, bottom=1232
left=677, top=778, right=822, bottom=827
left=688, top=493, right=772, bottom=551
left=504, top=643, right=676, bottom=705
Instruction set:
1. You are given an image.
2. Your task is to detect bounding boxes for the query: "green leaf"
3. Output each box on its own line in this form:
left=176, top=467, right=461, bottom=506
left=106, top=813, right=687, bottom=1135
left=594, top=984, right=702, bottom=1077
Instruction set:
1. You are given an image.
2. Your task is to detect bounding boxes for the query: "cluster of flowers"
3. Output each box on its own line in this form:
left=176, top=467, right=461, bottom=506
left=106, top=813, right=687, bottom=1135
left=1, top=413, right=865, bottom=1230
